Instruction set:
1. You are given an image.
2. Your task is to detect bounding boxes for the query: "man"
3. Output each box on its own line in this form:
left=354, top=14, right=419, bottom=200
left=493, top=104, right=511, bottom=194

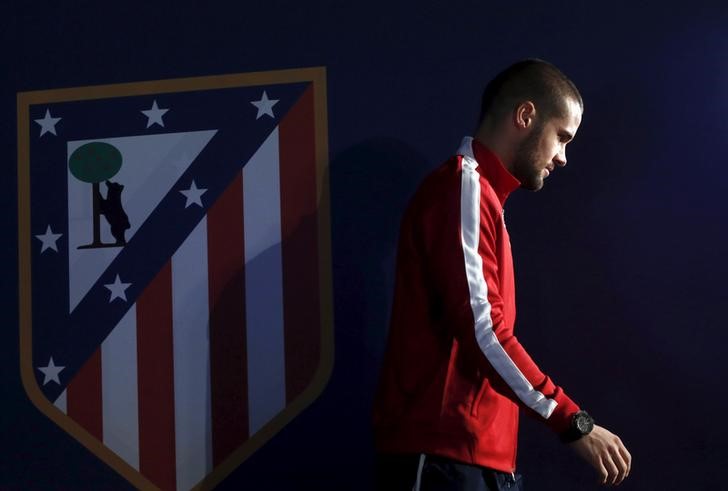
left=373, top=59, right=631, bottom=490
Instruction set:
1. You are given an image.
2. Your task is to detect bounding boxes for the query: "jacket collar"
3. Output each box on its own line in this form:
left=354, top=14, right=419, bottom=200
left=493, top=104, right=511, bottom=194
left=456, top=136, right=521, bottom=206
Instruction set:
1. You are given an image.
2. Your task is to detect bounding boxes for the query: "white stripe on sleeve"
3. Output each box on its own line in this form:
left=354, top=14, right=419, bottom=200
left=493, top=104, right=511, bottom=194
left=459, top=141, right=557, bottom=419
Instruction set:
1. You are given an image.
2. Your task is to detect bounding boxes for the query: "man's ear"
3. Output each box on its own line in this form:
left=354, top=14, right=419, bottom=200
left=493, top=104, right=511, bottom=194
left=514, top=101, right=536, bottom=130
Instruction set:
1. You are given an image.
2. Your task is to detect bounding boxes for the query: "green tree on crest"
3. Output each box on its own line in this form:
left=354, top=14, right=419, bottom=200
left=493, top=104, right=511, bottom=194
left=69, top=142, right=130, bottom=248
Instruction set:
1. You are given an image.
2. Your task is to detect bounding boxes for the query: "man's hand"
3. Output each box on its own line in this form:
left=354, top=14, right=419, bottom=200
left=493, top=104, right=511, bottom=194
left=569, top=425, right=632, bottom=486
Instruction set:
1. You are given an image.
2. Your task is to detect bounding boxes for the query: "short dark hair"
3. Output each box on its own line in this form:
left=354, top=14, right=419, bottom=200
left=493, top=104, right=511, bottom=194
left=478, top=59, right=583, bottom=125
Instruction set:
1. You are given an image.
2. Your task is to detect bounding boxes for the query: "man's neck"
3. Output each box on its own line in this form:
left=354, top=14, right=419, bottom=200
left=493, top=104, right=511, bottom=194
left=473, top=124, right=516, bottom=175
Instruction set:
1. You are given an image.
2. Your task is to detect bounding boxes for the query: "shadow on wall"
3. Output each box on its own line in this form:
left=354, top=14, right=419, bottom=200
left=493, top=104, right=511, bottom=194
left=330, top=137, right=433, bottom=376
left=208, top=138, right=433, bottom=491
left=326, top=137, right=433, bottom=481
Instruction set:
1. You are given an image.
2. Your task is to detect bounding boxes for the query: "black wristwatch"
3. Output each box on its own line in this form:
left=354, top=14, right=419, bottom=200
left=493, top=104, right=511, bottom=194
left=560, top=410, right=595, bottom=443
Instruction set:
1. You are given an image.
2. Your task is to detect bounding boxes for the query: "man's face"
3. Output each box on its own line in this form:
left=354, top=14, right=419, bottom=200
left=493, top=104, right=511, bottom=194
left=511, top=98, right=582, bottom=191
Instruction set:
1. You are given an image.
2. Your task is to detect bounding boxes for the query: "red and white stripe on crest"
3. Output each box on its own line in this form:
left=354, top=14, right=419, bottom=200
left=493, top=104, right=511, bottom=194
left=55, top=86, right=321, bottom=491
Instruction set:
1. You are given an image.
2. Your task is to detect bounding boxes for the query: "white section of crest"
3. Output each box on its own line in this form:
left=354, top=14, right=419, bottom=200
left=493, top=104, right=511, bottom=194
left=459, top=142, right=557, bottom=419
left=101, top=305, right=140, bottom=470
left=67, top=130, right=217, bottom=312
left=243, top=128, right=287, bottom=434
left=54, top=389, right=67, bottom=414
left=171, top=217, right=213, bottom=490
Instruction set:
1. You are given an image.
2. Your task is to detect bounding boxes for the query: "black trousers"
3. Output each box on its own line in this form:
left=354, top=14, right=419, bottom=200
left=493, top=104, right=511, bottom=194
left=376, top=453, right=524, bottom=491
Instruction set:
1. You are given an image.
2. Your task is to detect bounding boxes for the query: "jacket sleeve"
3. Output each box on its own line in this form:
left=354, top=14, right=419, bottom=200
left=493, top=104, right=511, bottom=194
left=447, top=158, right=580, bottom=434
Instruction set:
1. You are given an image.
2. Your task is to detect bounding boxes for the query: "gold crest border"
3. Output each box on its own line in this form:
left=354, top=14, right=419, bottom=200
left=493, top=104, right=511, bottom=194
left=17, top=67, right=334, bottom=491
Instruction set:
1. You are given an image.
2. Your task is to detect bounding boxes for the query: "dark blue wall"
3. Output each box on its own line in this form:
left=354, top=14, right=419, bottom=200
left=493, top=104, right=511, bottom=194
left=3, top=1, right=727, bottom=489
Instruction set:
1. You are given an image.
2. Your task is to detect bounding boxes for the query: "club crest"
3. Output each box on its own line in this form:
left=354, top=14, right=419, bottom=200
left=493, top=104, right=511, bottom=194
left=18, top=68, right=333, bottom=490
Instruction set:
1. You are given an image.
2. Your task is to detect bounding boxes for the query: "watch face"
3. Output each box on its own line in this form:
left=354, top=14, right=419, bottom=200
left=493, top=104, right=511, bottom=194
left=575, top=412, right=594, bottom=434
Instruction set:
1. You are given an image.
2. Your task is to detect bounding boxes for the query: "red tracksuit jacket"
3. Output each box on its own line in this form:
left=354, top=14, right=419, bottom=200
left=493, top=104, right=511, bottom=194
left=373, top=137, right=580, bottom=473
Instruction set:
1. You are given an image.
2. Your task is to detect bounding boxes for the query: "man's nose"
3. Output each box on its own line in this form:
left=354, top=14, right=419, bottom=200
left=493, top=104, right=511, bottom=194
left=554, top=152, right=567, bottom=167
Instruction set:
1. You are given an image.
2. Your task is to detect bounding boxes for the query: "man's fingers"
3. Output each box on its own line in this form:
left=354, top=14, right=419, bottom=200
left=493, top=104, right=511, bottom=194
left=597, top=458, right=609, bottom=485
left=607, top=443, right=629, bottom=485
left=602, top=454, right=619, bottom=485
left=571, top=426, right=632, bottom=486
left=618, top=441, right=632, bottom=477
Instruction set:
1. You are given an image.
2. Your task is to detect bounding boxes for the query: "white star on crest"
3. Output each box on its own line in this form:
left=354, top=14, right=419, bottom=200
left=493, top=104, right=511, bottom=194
left=141, top=100, right=169, bottom=128
left=250, top=91, right=279, bottom=119
left=37, top=357, right=65, bottom=385
left=180, top=180, right=207, bottom=208
left=35, top=225, right=62, bottom=253
left=34, top=109, right=62, bottom=137
left=104, top=274, right=132, bottom=302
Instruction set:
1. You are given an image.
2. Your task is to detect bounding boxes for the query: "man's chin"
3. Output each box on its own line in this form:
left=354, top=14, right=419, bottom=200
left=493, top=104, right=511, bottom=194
left=520, top=177, right=544, bottom=192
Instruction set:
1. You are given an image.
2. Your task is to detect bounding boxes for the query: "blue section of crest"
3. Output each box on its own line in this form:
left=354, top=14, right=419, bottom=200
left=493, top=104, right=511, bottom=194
left=29, top=82, right=309, bottom=401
